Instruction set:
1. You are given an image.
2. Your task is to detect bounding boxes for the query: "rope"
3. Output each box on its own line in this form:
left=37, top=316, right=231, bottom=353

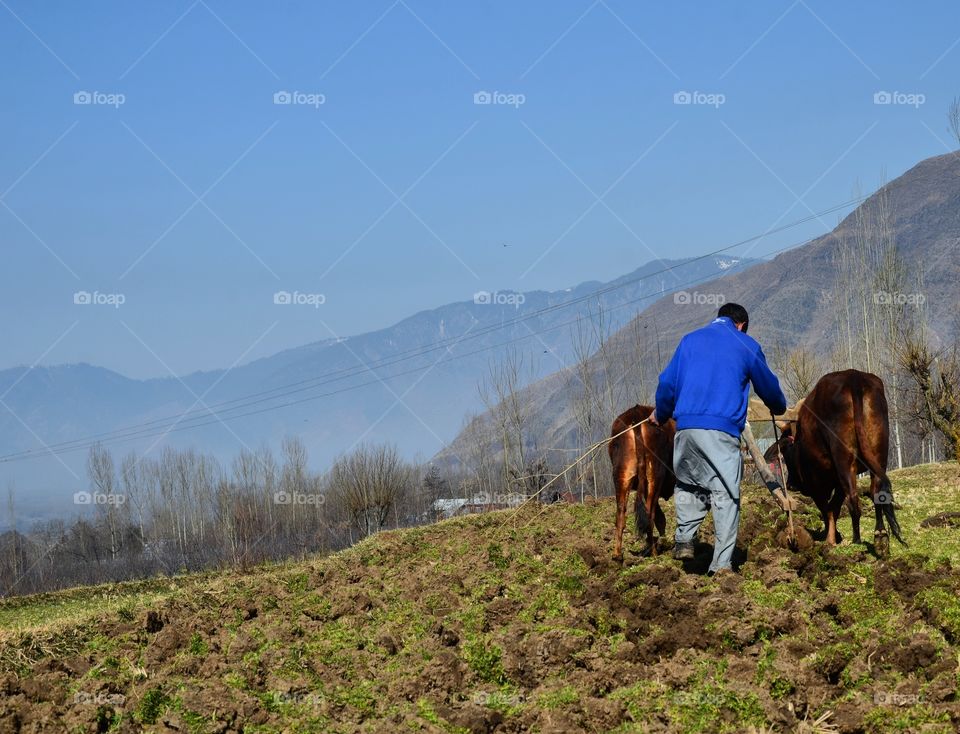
left=500, top=416, right=651, bottom=528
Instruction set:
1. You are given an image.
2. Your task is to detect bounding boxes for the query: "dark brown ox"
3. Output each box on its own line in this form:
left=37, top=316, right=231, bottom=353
left=608, top=405, right=676, bottom=561
left=764, top=369, right=904, bottom=555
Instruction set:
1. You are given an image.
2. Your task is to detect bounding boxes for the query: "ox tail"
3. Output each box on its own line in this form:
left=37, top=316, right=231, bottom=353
left=876, top=474, right=904, bottom=546
left=634, top=476, right=650, bottom=539
left=610, top=416, right=642, bottom=527
left=633, top=428, right=651, bottom=541
left=852, top=393, right=905, bottom=546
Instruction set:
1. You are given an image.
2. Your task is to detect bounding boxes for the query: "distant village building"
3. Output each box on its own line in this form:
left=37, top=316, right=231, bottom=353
left=431, top=492, right=527, bottom=521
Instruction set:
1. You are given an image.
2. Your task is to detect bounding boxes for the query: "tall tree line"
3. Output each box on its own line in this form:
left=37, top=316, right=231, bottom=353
left=0, top=439, right=432, bottom=597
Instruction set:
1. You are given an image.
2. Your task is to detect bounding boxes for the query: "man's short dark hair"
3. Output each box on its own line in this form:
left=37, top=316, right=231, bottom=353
left=718, top=303, right=749, bottom=333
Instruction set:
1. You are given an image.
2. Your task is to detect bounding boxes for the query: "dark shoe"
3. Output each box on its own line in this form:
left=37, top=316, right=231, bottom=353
left=708, top=567, right=735, bottom=579
left=672, top=542, right=695, bottom=560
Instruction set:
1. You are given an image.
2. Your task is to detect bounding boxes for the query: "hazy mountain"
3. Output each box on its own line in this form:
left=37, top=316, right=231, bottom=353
left=438, top=151, right=960, bottom=467
left=0, top=254, right=757, bottom=524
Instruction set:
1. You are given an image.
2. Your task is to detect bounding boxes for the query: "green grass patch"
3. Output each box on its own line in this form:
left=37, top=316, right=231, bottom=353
left=136, top=686, right=171, bottom=725
left=464, top=638, right=508, bottom=685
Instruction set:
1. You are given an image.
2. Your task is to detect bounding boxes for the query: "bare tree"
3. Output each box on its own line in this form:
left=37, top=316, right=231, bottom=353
left=899, top=330, right=960, bottom=462
left=478, top=349, right=536, bottom=495
left=87, top=444, right=124, bottom=560
left=5, top=484, right=21, bottom=584
left=771, top=345, right=823, bottom=404
left=832, top=180, right=916, bottom=467
left=949, top=96, right=960, bottom=148
left=421, top=464, right=449, bottom=517
left=119, top=452, right=151, bottom=550
left=568, top=306, right=623, bottom=499
left=328, top=444, right=413, bottom=540
left=459, top=411, right=497, bottom=501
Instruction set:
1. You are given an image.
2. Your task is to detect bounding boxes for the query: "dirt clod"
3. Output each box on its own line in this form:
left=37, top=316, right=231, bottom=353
left=3, top=478, right=960, bottom=734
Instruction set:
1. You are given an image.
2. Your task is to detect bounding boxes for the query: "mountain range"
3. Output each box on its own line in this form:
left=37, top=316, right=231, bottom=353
left=438, top=151, right=960, bottom=467
left=0, top=253, right=756, bottom=525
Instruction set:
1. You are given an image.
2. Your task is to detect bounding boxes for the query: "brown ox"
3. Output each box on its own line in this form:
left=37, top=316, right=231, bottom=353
left=764, top=369, right=904, bottom=555
left=608, top=405, right=676, bottom=561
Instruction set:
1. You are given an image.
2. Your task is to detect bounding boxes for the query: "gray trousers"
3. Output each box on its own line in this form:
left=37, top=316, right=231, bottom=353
left=673, top=428, right=743, bottom=573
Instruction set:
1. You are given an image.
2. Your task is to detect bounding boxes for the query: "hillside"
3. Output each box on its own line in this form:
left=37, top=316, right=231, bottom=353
left=438, top=151, right=960, bottom=465
left=2, top=462, right=959, bottom=733
left=0, top=255, right=755, bottom=525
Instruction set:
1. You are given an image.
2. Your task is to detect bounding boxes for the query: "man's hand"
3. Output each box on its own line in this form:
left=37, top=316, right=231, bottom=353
left=648, top=412, right=660, bottom=426
left=772, top=489, right=799, bottom=512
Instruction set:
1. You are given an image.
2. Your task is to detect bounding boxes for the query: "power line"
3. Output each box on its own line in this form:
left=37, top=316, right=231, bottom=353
left=0, top=219, right=840, bottom=464
left=25, top=194, right=863, bottom=452
left=4, top=195, right=863, bottom=459
left=0, top=203, right=855, bottom=463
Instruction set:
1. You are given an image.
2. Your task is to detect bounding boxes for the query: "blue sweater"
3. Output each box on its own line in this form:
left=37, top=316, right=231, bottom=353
left=655, top=316, right=787, bottom=437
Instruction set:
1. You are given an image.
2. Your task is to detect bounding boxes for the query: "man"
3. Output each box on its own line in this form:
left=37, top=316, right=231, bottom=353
left=650, top=303, right=787, bottom=575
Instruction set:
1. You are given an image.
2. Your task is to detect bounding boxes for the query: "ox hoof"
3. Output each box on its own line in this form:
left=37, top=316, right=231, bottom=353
left=612, top=553, right=624, bottom=564
left=874, top=530, right=890, bottom=559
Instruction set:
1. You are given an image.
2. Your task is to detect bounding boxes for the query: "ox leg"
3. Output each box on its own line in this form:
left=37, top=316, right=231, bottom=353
left=636, top=452, right=658, bottom=556
left=654, top=504, right=667, bottom=552
left=824, top=487, right=848, bottom=546
left=812, top=496, right=830, bottom=545
left=871, top=473, right=890, bottom=558
left=825, top=510, right=838, bottom=546
left=819, top=490, right=842, bottom=546
left=613, top=471, right=634, bottom=562
left=824, top=435, right=861, bottom=546
left=846, top=469, right=862, bottom=545
left=641, top=489, right=656, bottom=556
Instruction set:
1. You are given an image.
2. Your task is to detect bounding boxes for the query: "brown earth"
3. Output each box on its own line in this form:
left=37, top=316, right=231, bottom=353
left=0, top=484, right=958, bottom=733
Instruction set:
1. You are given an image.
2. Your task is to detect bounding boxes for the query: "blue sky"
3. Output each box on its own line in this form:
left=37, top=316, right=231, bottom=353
left=2, top=0, right=958, bottom=378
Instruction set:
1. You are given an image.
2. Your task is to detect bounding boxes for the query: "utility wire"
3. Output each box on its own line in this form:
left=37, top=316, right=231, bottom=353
left=0, top=198, right=859, bottom=463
